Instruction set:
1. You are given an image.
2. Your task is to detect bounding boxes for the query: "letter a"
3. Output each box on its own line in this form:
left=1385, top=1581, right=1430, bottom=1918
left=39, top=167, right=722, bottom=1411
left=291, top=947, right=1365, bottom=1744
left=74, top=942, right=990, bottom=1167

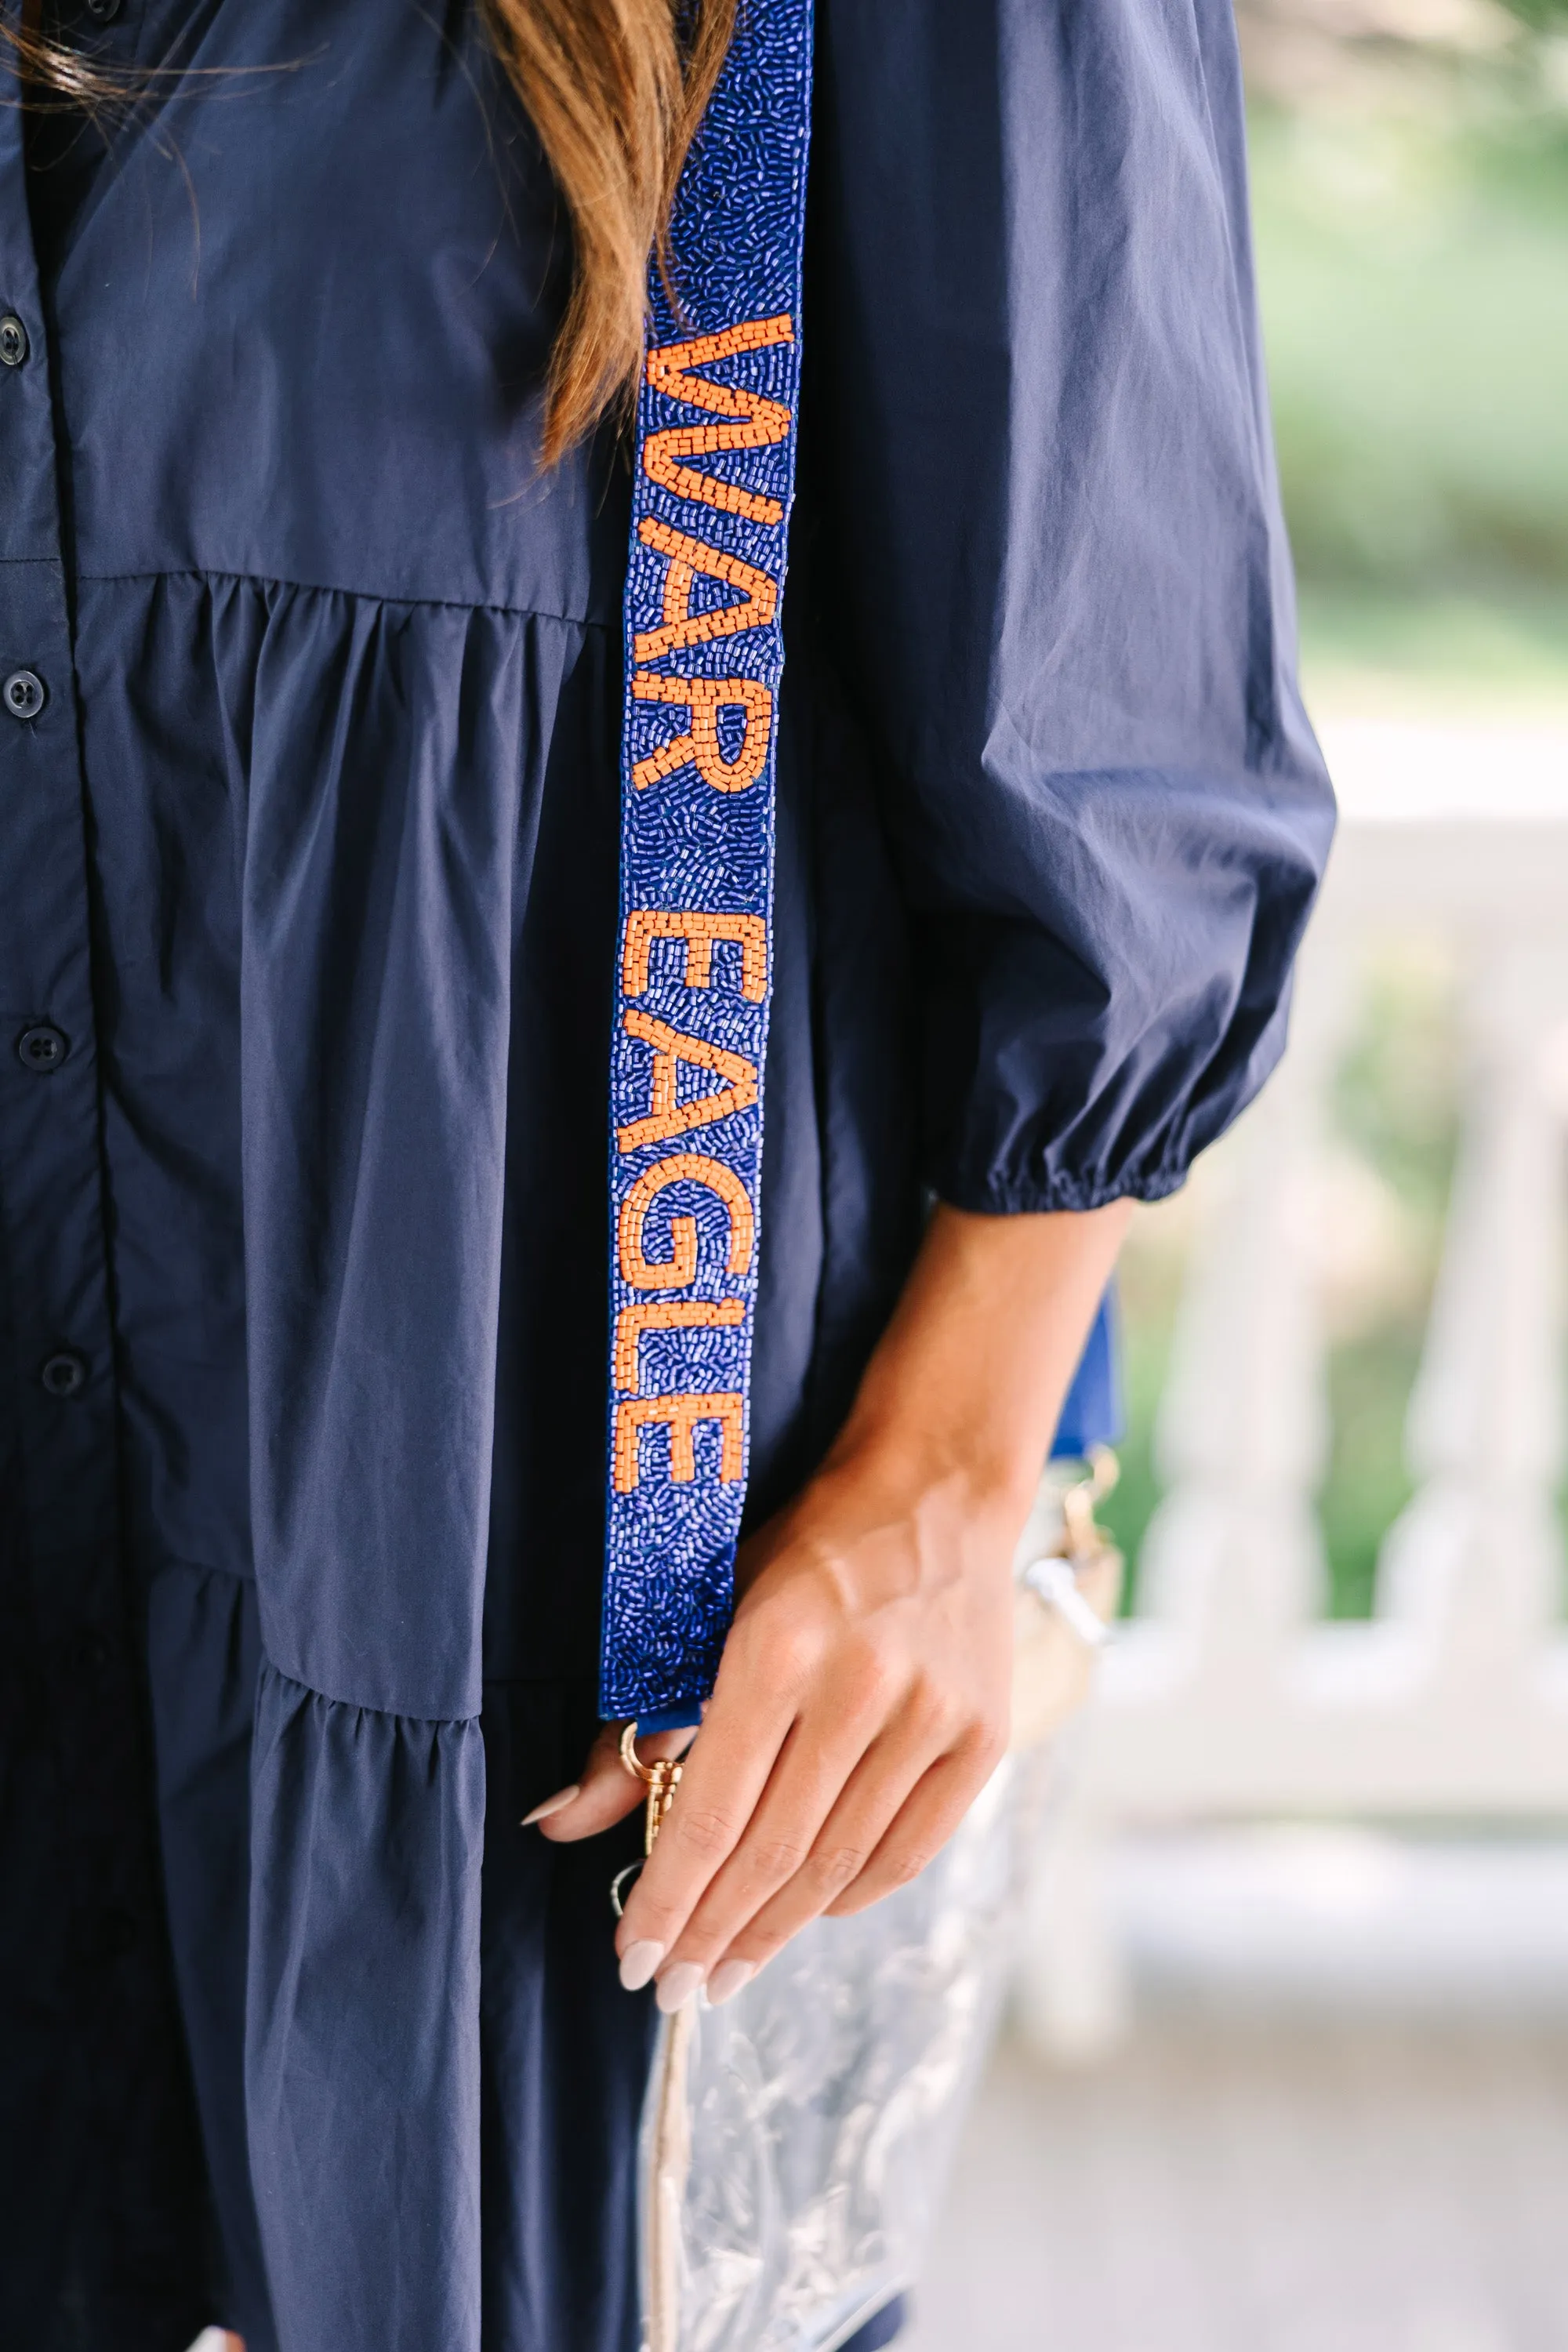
left=633, top=518, right=778, bottom=663
left=616, top=1011, right=758, bottom=1153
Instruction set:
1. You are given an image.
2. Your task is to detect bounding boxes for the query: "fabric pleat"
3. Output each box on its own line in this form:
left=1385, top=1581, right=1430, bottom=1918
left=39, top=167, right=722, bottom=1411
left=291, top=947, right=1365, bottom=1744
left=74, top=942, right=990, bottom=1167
left=145, top=1561, right=277, bottom=2351
left=245, top=1664, right=487, bottom=2352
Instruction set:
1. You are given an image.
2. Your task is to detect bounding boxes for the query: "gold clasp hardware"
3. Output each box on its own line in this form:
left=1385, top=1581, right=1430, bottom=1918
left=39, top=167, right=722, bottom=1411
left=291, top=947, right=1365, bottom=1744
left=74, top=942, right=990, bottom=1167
left=609, top=1721, right=684, bottom=1917
left=620, top=1719, right=684, bottom=1854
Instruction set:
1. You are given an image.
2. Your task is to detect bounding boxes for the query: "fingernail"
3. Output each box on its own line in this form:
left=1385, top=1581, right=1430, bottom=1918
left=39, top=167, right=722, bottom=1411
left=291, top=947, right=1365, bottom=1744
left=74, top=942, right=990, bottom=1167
left=706, top=1958, right=756, bottom=2007
left=619, top=1939, right=665, bottom=1992
left=521, top=1785, right=579, bottom=1826
left=655, top=1961, right=705, bottom=2013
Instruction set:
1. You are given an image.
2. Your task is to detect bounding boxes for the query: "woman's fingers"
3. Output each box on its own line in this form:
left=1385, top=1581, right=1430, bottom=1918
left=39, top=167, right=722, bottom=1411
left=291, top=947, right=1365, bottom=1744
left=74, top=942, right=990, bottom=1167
left=663, top=1699, right=946, bottom=1987
left=644, top=1695, right=891, bottom=1992
left=688, top=1700, right=1001, bottom=1987
left=822, top=1738, right=999, bottom=1918
left=612, top=1627, right=800, bottom=1969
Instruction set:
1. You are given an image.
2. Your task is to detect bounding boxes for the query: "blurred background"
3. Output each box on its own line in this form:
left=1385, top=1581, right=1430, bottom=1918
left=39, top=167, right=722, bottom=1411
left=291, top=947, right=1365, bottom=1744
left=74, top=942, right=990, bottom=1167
left=910, top=1, right=1568, bottom=2342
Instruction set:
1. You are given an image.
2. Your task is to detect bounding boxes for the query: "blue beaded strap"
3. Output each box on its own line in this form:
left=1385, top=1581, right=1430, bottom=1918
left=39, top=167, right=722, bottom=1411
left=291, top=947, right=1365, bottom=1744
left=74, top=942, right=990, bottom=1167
left=601, top=0, right=815, bottom=1727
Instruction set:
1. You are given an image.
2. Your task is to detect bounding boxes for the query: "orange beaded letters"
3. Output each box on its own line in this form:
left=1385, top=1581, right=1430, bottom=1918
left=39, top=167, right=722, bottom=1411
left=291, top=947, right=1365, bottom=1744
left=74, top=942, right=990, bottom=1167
left=633, top=517, right=778, bottom=665
left=621, top=910, right=768, bottom=1002
left=617, top=1153, right=756, bottom=1291
left=610, top=314, right=797, bottom=1526
left=615, top=1011, right=758, bottom=1153
left=614, top=1298, right=746, bottom=1392
left=641, top=316, right=794, bottom=524
left=614, top=1392, right=746, bottom=1494
left=630, top=673, right=774, bottom=794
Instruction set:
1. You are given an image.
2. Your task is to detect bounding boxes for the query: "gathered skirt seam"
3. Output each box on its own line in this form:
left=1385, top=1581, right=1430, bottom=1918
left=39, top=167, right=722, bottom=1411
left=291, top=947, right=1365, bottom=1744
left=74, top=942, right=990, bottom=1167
left=260, top=1654, right=483, bottom=1730
left=71, top=562, right=616, bottom=633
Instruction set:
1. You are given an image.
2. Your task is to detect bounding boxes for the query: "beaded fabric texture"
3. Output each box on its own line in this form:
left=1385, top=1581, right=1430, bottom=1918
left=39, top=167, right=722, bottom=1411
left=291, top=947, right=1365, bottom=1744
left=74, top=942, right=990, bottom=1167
left=601, top=0, right=815, bottom=1724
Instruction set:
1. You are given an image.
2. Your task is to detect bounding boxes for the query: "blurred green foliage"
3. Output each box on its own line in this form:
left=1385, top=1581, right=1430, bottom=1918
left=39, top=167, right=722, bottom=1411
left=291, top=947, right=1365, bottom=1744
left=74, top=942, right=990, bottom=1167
left=1096, top=1234, right=1184, bottom=1614
left=1298, top=583, right=1568, bottom=699
left=1245, top=0, right=1568, bottom=694
left=1495, top=0, right=1568, bottom=32
left=1254, top=113, right=1568, bottom=599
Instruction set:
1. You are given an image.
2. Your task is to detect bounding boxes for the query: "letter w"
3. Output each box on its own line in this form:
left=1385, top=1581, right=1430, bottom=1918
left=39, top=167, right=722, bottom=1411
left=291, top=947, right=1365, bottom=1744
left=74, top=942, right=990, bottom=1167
left=642, top=314, right=795, bottom=526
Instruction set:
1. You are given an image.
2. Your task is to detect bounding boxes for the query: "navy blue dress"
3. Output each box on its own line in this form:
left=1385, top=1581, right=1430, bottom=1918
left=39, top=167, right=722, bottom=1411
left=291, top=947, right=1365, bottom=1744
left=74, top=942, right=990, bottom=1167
left=0, top=0, right=1333, bottom=2347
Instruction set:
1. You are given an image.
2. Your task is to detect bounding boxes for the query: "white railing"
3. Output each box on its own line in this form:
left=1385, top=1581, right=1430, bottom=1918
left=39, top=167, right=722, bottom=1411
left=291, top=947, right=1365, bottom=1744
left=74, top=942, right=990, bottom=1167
left=1018, top=719, right=1568, bottom=2055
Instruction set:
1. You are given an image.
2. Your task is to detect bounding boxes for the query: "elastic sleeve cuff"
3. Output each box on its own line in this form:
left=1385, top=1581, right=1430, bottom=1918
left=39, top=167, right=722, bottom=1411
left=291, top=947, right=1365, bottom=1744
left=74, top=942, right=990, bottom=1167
left=930, top=1161, right=1192, bottom=1218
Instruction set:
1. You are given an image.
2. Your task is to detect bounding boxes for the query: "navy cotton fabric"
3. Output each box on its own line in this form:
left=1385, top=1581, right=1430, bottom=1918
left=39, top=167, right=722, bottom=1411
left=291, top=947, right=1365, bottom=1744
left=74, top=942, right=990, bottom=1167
left=0, top=0, right=1332, bottom=2347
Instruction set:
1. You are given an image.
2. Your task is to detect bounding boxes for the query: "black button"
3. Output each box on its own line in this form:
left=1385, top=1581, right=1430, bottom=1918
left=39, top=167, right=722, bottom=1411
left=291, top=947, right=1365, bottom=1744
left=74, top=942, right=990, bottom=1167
left=40, top=1351, right=87, bottom=1399
left=73, top=1630, right=113, bottom=1672
left=0, top=315, right=26, bottom=368
left=3, top=670, right=45, bottom=721
left=85, top=0, right=122, bottom=17
left=17, top=1024, right=68, bottom=1073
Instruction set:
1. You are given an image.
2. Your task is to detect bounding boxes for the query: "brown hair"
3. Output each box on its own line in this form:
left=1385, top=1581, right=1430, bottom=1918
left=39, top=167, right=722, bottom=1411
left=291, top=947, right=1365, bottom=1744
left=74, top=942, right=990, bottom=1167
left=4, top=0, right=736, bottom=465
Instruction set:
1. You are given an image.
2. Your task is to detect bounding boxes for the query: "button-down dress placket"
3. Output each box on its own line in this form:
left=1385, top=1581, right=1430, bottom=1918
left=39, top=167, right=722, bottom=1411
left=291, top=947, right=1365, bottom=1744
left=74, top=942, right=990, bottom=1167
left=0, top=53, right=212, bottom=2352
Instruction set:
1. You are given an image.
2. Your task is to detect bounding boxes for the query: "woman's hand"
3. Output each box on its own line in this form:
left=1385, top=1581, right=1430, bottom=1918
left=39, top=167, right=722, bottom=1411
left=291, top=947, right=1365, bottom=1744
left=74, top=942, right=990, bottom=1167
left=534, top=1197, right=1132, bottom=2009
left=543, top=1441, right=1020, bottom=2007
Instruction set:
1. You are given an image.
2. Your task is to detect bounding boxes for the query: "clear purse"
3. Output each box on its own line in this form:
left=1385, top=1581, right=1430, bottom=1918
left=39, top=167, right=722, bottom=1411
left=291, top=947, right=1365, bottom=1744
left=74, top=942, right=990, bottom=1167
left=637, top=1452, right=1122, bottom=2352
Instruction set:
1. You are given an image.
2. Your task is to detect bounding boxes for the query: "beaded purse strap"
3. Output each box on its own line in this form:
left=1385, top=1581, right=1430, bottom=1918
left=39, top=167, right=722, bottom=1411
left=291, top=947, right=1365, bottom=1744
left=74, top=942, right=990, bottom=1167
left=601, top=0, right=815, bottom=1730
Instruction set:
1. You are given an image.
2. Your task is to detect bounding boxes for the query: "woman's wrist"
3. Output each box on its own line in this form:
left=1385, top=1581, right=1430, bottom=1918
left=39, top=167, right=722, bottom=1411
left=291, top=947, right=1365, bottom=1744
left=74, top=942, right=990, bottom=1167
left=820, top=1197, right=1135, bottom=1544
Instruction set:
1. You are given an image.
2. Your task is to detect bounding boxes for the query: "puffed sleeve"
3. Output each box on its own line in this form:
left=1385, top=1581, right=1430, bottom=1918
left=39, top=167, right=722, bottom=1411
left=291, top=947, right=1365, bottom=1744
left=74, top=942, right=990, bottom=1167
left=801, top=0, right=1336, bottom=1210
